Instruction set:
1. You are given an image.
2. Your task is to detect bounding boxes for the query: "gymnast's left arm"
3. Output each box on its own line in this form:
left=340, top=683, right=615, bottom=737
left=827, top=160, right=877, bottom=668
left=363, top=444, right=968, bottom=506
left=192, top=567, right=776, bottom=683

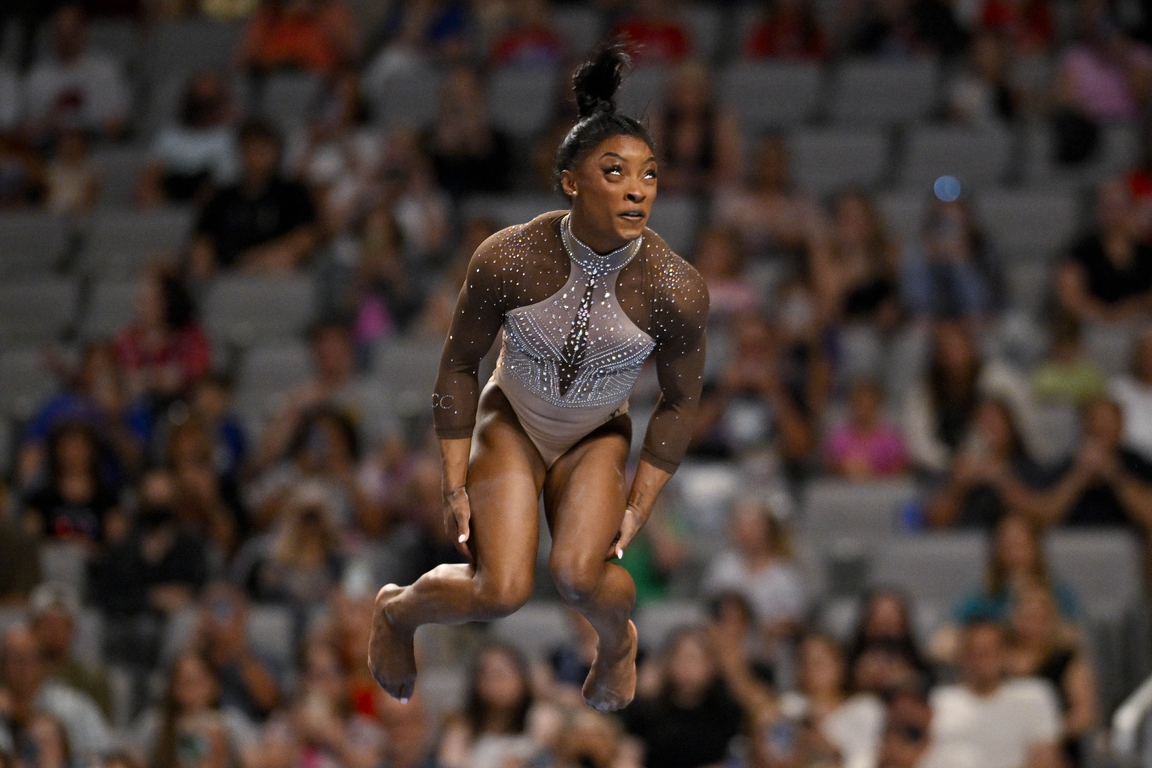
left=610, top=261, right=709, bottom=559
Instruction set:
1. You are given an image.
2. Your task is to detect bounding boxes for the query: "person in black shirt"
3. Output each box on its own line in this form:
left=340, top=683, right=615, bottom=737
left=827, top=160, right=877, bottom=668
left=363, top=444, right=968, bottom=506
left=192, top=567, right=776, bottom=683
left=189, top=120, right=319, bottom=279
left=22, top=423, right=122, bottom=545
left=1057, top=178, right=1152, bottom=323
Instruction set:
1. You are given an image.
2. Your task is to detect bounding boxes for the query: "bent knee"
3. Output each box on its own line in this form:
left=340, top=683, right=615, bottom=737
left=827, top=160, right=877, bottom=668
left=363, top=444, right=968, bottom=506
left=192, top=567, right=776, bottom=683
left=550, top=558, right=604, bottom=605
left=473, top=576, right=533, bottom=619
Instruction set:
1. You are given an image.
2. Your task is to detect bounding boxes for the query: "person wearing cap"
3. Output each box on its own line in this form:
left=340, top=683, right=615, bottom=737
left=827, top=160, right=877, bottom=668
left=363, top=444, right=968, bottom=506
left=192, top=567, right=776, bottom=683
left=28, top=582, right=112, bottom=719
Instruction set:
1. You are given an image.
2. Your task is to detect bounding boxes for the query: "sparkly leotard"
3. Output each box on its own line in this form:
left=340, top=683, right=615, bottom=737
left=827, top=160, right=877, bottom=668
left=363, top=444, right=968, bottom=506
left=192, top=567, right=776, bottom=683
left=433, top=211, right=708, bottom=472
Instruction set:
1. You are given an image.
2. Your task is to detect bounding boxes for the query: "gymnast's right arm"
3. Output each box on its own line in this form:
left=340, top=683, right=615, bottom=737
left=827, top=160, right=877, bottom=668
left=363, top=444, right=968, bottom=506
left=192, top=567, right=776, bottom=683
left=431, top=241, right=508, bottom=555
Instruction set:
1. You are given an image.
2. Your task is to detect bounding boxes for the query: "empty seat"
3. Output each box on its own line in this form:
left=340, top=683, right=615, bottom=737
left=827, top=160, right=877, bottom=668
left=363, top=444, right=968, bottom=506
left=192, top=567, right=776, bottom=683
left=91, top=147, right=149, bottom=208
left=681, top=4, right=724, bottom=61
left=373, top=336, right=445, bottom=418
left=898, top=125, right=1013, bottom=189
left=1047, top=529, right=1144, bottom=618
left=0, top=212, right=69, bottom=277
left=460, top=194, right=561, bottom=229
left=719, top=63, right=823, bottom=133
left=0, top=281, right=78, bottom=346
left=247, top=603, right=295, bottom=671
left=488, top=66, right=559, bottom=139
left=976, top=189, right=1081, bottom=259
left=80, top=208, right=194, bottom=277
left=364, top=63, right=443, bottom=129
left=81, top=280, right=141, bottom=342
left=235, top=342, right=312, bottom=419
left=617, top=65, right=670, bottom=119
left=878, top=191, right=927, bottom=247
left=491, top=602, right=572, bottom=659
left=791, top=128, right=890, bottom=196
left=1024, top=121, right=1140, bottom=187
left=552, top=5, right=604, bottom=55
left=257, top=72, right=325, bottom=135
left=830, top=59, right=939, bottom=125
left=802, top=478, right=920, bottom=544
left=870, top=533, right=987, bottom=606
left=143, top=19, right=245, bottom=87
left=635, top=600, right=708, bottom=652
left=0, top=349, right=59, bottom=420
left=203, top=275, right=317, bottom=347
left=647, top=195, right=701, bottom=254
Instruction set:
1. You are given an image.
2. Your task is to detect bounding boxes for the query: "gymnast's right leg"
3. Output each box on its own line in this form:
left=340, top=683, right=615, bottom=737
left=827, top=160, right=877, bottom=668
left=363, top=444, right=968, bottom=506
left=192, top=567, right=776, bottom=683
left=368, top=389, right=546, bottom=701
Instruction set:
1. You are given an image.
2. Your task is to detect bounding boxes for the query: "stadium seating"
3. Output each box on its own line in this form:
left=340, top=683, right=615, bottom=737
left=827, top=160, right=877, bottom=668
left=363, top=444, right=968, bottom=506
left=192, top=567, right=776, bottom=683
left=202, top=274, right=318, bottom=347
left=488, top=66, right=560, bottom=139
left=0, top=280, right=78, bottom=346
left=790, top=127, right=891, bottom=196
left=0, top=348, right=59, bottom=420
left=0, top=212, right=70, bottom=277
left=80, top=279, right=143, bottom=342
left=898, top=124, right=1014, bottom=189
left=719, top=63, right=824, bottom=133
left=79, top=207, right=195, bottom=277
left=828, top=59, right=939, bottom=125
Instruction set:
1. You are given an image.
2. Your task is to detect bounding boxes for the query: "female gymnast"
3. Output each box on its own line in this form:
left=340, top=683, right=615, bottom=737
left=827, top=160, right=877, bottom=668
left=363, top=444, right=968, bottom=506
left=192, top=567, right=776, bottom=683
left=368, top=44, right=709, bottom=712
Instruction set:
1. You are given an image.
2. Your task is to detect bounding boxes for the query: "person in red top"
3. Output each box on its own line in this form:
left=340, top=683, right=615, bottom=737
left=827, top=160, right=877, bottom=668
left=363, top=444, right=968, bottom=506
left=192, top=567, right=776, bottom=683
left=235, top=0, right=361, bottom=76
left=611, top=0, right=692, bottom=65
left=744, top=0, right=829, bottom=61
left=978, top=0, right=1055, bottom=54
left=489, top=0, right=567, bottom=67
left=114, top=269, right=212, bottom=403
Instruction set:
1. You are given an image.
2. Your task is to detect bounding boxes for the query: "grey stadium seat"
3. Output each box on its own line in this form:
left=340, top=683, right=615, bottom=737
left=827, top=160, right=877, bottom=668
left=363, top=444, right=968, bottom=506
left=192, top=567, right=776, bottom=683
left=719, top=63, right=823, bottom=133
left=617, top=65, right=670, bottom=119
left=681, top=4, right=724, bottom=61
left=91, top=147, right=150, bottom=208
left=80, top=280, right=142, bottom=342
left=791, top=128, right=890, bottom=196
left=364, top=63, right=443, bottom=129
left=491, top=602, right=573, bottom=660
left=802, top=477, right=920, bottom=544
left=878, top=191, right=927, bottom=247
left=143, top=19, right=245, bottom=87
left=488, top=66, right=559, bottom=139
left=829, top=59, right=939, bottom=126
left=1024, top=120, right=1140, bottom=188
left=373, top=336, right=445, bottom=418
left=1047, top=529, right=1145, bottom=619
left=976, top=189, right=1081, bottom=260
left=257, top=72, right=325, bottom=135
left=1003, top=261, right=1053, bottom=316
left=0, top=280, right=78, bottom=346
left=635, top=600, right=709, bottom=652
left=235, top=342, right=312, bottom=421
left=898, top=125, right=1013, bottom=189
left=247, top=603, right=295, bottom=671
left=203, top=275, right=317, bottom=347
left=460, top=194, right=561, bottom=229
left=0, top=349, right=60, bottom=420
left=0, top=212, right=69, bottom=277
left=870, top=532, right=987, bottom=606
left=552, top=5, right=604, bottom=55
left=647, top=195, right=702, bottom=254
left=80, top=207, right=194, bottom=277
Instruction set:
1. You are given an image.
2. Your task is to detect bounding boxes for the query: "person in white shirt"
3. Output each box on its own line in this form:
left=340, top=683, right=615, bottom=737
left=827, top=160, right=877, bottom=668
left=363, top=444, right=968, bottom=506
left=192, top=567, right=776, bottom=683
left=930, top=621, right=1063, bottom=768
left=1109, top=327, right=1152, bottom=462
left=23, top=3, right=130, bottom=141
left=879, top=686, right=980, bottom=768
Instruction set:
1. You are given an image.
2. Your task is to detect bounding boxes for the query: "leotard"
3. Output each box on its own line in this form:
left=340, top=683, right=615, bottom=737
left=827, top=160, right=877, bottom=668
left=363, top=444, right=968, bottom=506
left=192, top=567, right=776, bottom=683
left=433, top=211, right=708, bottom=472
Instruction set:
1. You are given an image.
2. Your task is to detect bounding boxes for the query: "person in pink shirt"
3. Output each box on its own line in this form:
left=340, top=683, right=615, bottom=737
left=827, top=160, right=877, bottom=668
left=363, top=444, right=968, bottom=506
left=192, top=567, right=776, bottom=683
left=824, top=378, right=909, bottom=479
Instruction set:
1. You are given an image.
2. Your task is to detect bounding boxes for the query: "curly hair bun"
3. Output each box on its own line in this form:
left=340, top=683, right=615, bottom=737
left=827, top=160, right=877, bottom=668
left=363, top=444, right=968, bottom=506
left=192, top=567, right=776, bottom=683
left=572, top=42, right=630, bottom=120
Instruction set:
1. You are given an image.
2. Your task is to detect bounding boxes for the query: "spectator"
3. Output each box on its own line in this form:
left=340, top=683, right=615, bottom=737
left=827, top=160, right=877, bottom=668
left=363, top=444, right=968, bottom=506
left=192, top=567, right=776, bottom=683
left=166, top=416, right=246, bottom=558
left=233, top=484, right=345, bottom=609
left=89, top=468, right=209, bottom=618
left=0, top=133, right=44, bottom=209
left=1032, top=315, right=1106, bottom=405
left=924, top=398, right=1051, bottom=529
left=1109, top=325, right=1152, bottom=461
left=114, top=269, right=212, bottom=406
left=743, top=0, right=829, bottom=61
left=900, top=196, right=1001, bottom=322
left=488, top=0, right=566, bottom=67
left=21, top=423, right=124, bottom=545
left=949, top=31, right=1019, bottom=126
left=190, top=583, right=282, bottom=723
left=650, top=62, right=742, bottom=195
left=848, top=589, right=934, bottom=698
left=23, top=3, right=130, bottom=142
left=137, top=72, right=239, bottom=207
left=372, top=690, right=442, bottom=768
left=846, top=0, right=969, bottom=58
left=235, top=0, right=360, bottom=76
left=810, top=189, right=900, bottom=330
left=189, top=120, right=320, bottom=279
left=548, top=707, right=641, bottom=768
left=611, top=0, right=692, bottom=65
left=347, top=202, right=423, bottom=349
left=1057, top=178, right=1152, bottom=323
left=1006, top=584, right=1099, bottom=766
left=437, top=643, right=545, bottom=768
left=964, top=514, right=1077, bottom=623
left=876, top=685, right=980, bottom=768
left=977, top=0, right=1054, bottom=54
left=624, top=628, right=746, bottom=768
left=692, top=227, right=759, bottom=328
left=823, top=378, right=910, bottom=479
left=902, top=321, right=1036, bottom=475
left=44, top=128, right=97, bottom=218
left=28, top=583, right=112, bottom=719
left=134, top=651, right=260, bottom=768
left=375, top=129, right=452, bottom=260
left=424, top=66, right=513, bottom=197
left=930, top=622, right=1063, bottom=768
left=0, top=624, right=112, bottom=760
left=1054, top=0, right=1152, bottom=128
left=188, top=374, right=248, bottom=484
left=702, top=497, right=806, bottom=641
left=0, top=515, right=42, bottom=604
left=712, top=134, right=823, bottom=263
left=777, top=633, right=885, bottom=768
left=10, top=712, right=73, bottom=768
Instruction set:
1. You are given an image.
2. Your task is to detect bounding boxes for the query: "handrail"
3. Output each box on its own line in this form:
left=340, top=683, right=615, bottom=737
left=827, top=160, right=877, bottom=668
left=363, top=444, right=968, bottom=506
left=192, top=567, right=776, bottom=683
left=1112, top=673, right=1152, bottom=763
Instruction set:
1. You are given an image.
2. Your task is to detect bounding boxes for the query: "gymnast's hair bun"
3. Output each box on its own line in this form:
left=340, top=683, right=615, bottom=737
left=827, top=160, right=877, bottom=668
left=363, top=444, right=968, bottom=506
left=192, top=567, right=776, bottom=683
left=572, top=43, right=630, bottom=120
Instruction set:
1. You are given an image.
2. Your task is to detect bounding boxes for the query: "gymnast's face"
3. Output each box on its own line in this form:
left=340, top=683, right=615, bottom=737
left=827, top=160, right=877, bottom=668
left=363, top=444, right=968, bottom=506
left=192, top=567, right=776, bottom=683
left=561, top=134, right=657, bottom=250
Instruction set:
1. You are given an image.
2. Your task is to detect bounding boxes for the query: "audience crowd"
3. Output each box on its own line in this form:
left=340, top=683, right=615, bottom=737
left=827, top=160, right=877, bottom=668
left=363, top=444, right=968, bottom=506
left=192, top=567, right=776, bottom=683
left=2, top=0, right=1152, bottom=767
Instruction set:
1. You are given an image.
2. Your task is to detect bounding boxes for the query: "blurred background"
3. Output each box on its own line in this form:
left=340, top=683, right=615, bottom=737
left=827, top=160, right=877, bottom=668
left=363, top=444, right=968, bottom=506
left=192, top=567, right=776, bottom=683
left=2, top=0, right=1152, bottom=766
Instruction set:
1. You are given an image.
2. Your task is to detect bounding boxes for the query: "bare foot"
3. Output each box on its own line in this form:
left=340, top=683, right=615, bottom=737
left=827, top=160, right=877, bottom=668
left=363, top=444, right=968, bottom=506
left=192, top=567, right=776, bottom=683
left=582, top=620, right=638, bottom=712
left=367, top=584, right=417, bottom=702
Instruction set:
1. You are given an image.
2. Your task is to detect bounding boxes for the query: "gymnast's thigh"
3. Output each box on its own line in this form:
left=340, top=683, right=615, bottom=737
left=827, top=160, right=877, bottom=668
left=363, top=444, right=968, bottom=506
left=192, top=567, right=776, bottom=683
left=467, top=385, right=548, bottom=585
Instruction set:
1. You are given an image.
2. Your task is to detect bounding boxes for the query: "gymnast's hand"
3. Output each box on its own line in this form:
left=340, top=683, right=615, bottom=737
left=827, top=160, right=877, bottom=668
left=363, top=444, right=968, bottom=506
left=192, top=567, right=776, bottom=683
left=608, top=505, right=645, bottom=561
left=443, top=485, right=473, bottom=562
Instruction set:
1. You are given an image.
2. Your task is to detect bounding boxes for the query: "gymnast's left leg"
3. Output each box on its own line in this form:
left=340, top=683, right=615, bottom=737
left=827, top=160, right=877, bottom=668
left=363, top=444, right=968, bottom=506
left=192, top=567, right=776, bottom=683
left=543, top=422, right=638, bottom=712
